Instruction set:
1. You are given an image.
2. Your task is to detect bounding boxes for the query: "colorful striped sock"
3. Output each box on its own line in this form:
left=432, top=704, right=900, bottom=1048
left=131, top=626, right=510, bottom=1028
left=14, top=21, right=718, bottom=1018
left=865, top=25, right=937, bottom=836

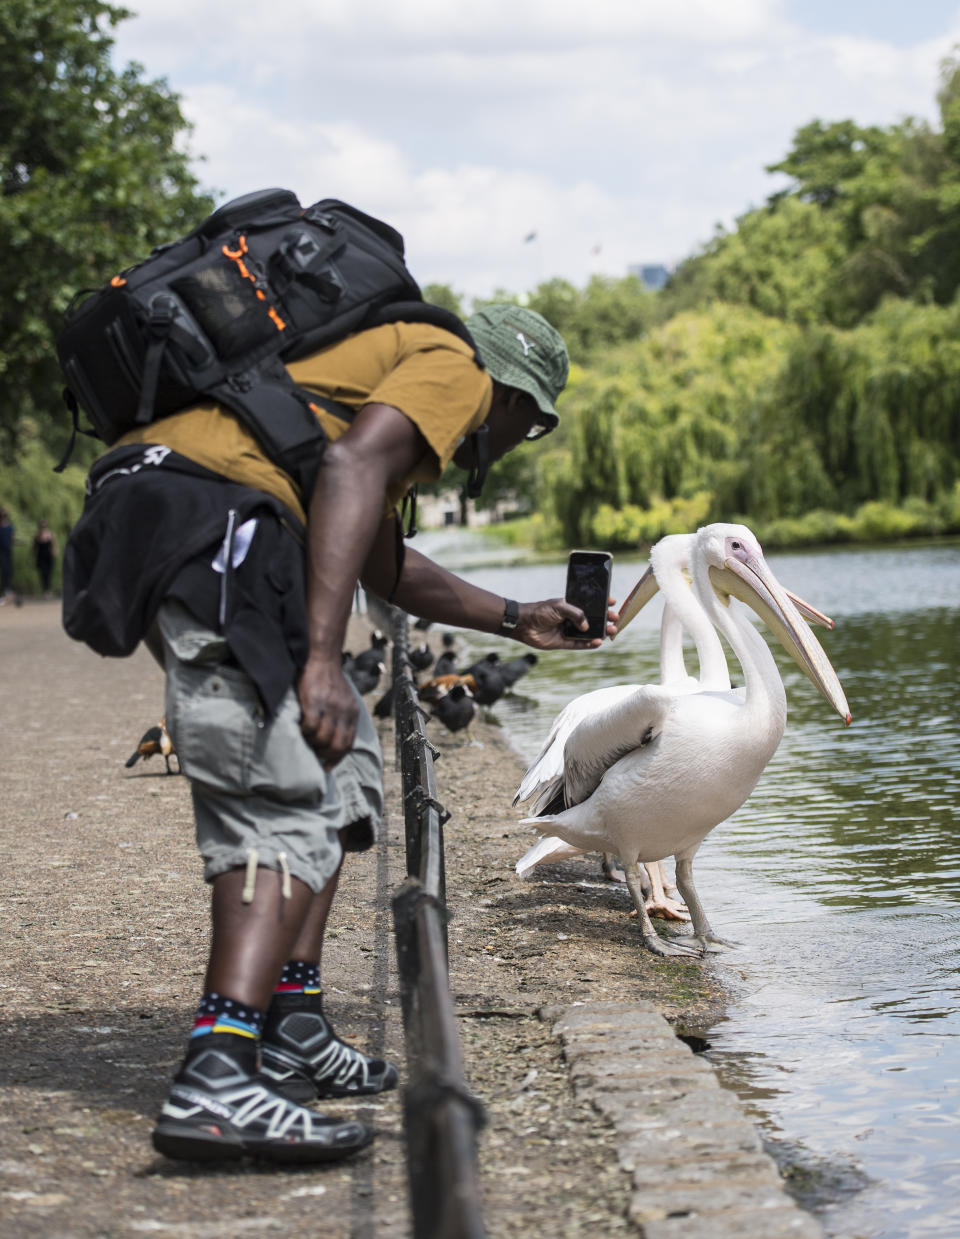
left=190, top=992, right=265, bottom=1042
left=274, top=959, right=322, bottom=996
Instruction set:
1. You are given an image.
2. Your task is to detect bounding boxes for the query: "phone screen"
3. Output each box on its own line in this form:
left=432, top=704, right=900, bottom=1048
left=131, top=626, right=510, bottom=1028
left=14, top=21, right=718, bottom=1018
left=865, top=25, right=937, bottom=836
left=562, top=550, right=613, bottom=639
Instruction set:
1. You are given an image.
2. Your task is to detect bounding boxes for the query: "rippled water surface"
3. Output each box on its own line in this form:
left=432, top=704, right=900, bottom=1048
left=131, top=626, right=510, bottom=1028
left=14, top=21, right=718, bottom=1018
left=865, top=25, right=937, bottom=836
left=418, top=531, right=960, bottom=1239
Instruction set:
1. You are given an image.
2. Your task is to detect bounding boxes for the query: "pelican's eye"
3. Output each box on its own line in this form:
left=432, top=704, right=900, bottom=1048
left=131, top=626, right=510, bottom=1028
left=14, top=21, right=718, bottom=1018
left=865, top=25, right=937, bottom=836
left=724, top=536, right=752, bottom=564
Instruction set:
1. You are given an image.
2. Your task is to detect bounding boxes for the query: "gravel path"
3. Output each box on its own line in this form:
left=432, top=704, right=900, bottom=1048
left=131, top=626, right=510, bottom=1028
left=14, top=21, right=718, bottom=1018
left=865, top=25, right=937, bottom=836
left=0, top=601, right=813, bottom=1238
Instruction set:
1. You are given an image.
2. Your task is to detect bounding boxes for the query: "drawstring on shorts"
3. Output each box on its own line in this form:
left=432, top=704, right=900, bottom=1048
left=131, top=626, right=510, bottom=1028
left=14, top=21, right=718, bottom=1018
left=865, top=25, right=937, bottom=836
left=240, top=847, right=292, bottom=902
left=241, top=848, right=259, bottom=903
left=277, top=851, right=292, bottom=900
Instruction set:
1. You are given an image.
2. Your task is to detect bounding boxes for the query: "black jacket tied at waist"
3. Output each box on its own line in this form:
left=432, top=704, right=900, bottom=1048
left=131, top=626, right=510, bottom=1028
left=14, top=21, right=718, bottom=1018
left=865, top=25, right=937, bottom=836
left=63, top=444, right=309, bottom=715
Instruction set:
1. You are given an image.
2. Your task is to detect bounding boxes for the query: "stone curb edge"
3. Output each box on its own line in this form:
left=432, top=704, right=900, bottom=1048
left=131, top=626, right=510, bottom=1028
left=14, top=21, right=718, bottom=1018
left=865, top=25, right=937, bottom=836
left=541, top=1000, right=824, bottom=1239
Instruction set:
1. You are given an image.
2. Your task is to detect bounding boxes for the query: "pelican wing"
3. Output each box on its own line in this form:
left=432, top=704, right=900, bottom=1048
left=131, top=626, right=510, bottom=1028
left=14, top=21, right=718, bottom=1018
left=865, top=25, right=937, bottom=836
left=562, top=684, right=673, bottom=807
left=513, top=683, right=639, bottom=813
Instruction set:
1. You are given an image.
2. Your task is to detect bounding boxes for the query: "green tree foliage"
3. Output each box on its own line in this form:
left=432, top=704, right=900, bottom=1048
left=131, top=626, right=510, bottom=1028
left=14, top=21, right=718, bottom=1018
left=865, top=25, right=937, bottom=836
left=735, top=299, right=960, bottom=520
left=0, top=0, right=213, bottom=459
left=421, top=282, right=464, bottom=317
left=526, top=275, right=661, bottom=361
left=503, top=56, right=960, bottom=550
left=534, top=296, right=960, bottom=548
left=668, top=57, right=960, bottom=330
left=471, top=275, right=661, bottom=365
left=664, top=198, right=847, bottom=324
left=546, top=306, right=797, bottom=543
left=767, top=114, right=952, bottom=322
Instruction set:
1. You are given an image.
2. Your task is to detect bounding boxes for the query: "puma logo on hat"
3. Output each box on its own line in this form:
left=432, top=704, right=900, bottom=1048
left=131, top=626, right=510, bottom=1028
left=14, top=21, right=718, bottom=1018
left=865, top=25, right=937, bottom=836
left=516, top=331, right=535, bottom=357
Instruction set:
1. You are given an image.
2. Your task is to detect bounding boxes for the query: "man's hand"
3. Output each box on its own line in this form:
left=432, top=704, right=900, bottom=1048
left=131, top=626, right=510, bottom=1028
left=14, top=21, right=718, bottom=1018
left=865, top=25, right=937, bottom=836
left=516, top=597, right=618, bottom=650
left=298, top=655, right=359, bottom=770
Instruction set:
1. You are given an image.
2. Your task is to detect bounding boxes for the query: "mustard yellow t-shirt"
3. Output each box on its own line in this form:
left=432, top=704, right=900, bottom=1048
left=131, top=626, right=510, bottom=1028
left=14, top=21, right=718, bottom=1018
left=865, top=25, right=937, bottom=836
left=115, top=322, right=491, bottom=524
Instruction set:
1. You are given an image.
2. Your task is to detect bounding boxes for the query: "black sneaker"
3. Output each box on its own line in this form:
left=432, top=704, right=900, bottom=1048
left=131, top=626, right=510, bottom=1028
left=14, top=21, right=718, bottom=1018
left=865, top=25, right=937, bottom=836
left=260, top=992, right=399, bottom=1102
left=151, top=1038, right=373, bottom=1164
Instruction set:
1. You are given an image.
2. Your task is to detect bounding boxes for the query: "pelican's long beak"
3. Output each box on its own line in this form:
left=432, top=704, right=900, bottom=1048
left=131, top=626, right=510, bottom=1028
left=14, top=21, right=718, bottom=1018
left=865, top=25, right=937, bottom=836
left=785, top=589, right=833, bottom=630
left=614, top=564, right=659, bottom=633
left=615, top=568, right=833, bottom=633
left=709, top=557, right=851, bottom=724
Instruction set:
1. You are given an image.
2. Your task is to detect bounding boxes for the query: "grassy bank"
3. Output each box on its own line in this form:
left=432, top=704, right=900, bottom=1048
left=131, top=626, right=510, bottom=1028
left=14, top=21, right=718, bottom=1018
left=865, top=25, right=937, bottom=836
left=475, top=485, right=960, bottom=554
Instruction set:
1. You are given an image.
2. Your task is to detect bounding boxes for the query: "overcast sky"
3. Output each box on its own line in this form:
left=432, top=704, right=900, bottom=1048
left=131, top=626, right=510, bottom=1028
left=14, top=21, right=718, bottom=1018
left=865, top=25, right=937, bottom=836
left=110, top=1, right=960, bottom=301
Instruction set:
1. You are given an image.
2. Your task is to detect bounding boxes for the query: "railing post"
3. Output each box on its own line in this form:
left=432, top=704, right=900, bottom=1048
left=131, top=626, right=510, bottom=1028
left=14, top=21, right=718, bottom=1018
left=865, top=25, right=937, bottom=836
left=389, top=610, right=487, bottom=1239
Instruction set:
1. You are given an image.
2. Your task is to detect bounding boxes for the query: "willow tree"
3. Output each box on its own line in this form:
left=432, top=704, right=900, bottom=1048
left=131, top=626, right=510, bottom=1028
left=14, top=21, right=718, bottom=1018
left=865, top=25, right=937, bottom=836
left=544, top=305, right=797, bottom=543
left=728, top=298, right=960, bottom=520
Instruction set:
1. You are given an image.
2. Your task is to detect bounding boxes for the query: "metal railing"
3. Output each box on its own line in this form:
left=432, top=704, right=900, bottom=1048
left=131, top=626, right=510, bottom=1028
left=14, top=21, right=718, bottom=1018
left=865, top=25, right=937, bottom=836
left=390, top=612, right=487, bottom=1239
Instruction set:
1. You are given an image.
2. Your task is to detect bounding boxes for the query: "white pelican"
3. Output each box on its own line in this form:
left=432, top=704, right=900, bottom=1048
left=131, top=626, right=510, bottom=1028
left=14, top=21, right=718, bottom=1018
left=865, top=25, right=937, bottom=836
left=608, top=534, right=734, bottom=908
left=514, top=533, right=728, bottom=916
left=515, top=532, right=833, bottom=913
left=515, top=523, right=850, bottom=956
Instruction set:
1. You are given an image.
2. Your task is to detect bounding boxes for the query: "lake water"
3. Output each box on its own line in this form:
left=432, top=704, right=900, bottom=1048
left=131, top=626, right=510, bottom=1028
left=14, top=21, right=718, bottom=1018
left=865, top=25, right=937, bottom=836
left=415, top=529, right=960, bottom=1239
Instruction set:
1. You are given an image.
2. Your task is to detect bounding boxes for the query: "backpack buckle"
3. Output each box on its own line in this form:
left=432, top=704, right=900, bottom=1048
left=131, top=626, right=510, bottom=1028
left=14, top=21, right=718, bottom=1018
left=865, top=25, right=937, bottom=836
left=148, top=294, right=177, bottom=333
left=302, top=206, right=339, bottom=234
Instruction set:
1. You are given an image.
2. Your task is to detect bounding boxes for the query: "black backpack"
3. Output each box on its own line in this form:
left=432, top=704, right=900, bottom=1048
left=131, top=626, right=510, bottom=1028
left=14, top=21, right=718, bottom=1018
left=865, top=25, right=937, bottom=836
left=56, top=188, right=478, bottom=497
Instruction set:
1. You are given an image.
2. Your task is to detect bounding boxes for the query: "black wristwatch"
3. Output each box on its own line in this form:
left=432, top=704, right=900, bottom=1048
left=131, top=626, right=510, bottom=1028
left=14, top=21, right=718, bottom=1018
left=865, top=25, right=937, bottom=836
left=498, top=598, right=520, bottom=636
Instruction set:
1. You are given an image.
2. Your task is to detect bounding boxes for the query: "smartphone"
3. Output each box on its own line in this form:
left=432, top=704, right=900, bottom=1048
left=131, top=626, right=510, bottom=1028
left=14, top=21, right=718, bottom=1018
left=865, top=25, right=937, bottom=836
left=562, top=550, right=613, bottom=639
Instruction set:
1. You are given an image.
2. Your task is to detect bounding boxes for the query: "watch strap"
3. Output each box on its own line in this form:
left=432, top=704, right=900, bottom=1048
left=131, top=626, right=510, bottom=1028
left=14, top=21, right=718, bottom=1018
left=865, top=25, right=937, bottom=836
left=498, top=597, right=519, bottom=635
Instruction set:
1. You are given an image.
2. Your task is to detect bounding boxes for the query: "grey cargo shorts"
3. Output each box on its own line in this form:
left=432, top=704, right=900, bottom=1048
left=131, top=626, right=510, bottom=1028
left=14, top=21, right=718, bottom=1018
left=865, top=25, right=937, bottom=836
left=148, top=601, right=383, bottom=894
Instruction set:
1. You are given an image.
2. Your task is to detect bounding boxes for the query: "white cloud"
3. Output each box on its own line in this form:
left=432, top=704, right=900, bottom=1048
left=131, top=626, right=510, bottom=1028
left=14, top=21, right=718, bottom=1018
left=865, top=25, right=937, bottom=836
left=121, top=0, right=780, bottom=55
left=111, top=0, right=960, bottom=299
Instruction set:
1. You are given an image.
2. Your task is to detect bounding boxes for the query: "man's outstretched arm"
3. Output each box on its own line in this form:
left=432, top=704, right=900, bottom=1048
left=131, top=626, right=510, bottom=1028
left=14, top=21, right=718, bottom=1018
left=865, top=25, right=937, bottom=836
left=362, top=530, right=617, bottom=650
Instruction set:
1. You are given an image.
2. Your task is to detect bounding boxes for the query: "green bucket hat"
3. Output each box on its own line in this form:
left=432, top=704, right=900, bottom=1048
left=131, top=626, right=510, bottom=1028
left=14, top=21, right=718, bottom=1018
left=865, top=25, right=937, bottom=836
left=465, top=304, right=569, bottom=433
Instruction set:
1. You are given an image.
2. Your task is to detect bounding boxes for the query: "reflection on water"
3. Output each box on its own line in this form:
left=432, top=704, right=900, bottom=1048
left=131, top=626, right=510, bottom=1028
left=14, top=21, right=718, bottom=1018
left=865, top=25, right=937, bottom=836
left=419, top=531, right=960, bottom=1239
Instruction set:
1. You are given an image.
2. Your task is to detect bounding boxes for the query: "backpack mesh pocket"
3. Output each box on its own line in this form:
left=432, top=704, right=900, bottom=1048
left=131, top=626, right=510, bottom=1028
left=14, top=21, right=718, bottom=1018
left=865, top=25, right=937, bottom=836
left=172, top=258, right=283, bottom=360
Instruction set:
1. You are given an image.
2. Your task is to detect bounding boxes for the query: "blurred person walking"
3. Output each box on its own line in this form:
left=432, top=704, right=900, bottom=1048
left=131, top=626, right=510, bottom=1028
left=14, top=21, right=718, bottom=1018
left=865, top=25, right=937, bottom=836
left=33, top=519, right=58, bottom=596
left=0, top=508, right=15, bottom=603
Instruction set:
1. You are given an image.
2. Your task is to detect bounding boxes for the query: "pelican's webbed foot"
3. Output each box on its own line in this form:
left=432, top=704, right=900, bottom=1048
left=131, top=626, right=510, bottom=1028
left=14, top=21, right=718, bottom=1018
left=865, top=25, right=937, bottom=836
left=623, top=861, right=701, bottom=958
left=672, top=859, right=736, bottom=953
left=628, top=896, right=690, bottom=922
left=641, top=930, right=703, bottom=958
left=645, top=893, right=690, bottom=921
left=688, top=930, right=738, bottom=952
left=642, top=859, right=690, bottom=921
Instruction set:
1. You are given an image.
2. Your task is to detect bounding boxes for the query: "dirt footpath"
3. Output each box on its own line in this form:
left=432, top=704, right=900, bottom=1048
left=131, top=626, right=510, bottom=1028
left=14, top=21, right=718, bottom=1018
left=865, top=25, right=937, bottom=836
left=1, top=601, right=733, bottom=1239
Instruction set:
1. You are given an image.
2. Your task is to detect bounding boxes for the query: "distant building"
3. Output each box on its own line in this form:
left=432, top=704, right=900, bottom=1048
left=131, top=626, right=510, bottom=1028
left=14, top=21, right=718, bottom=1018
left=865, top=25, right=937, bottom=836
left=416, top=488, right=520, bottom=529
left=629, top=263, right=670, bottom=291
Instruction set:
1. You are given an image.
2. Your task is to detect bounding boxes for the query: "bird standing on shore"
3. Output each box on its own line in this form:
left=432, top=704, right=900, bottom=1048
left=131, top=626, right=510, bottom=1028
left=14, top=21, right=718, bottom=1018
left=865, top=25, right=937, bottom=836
left=463, top=653, right=506, bottom=707
left=515, top=534, right=731, bottom=916
left=346, top=659, right=385, bottom=696
left=432, top=649, right=459, bottom=678
left=344, top=631, right=388, bottom=694
left=429, top=682, right=477, bottom=741
left=373, top=683, right=395, bottom=718
left=409, top=644, right=435, bottom=673
left=353, top=631, right=389, bottom=673
left=126, top=720, right=177, bottom=774
left=500, top=652, right=539, bottom=689
left=418, top=672, right=476, bottom=703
